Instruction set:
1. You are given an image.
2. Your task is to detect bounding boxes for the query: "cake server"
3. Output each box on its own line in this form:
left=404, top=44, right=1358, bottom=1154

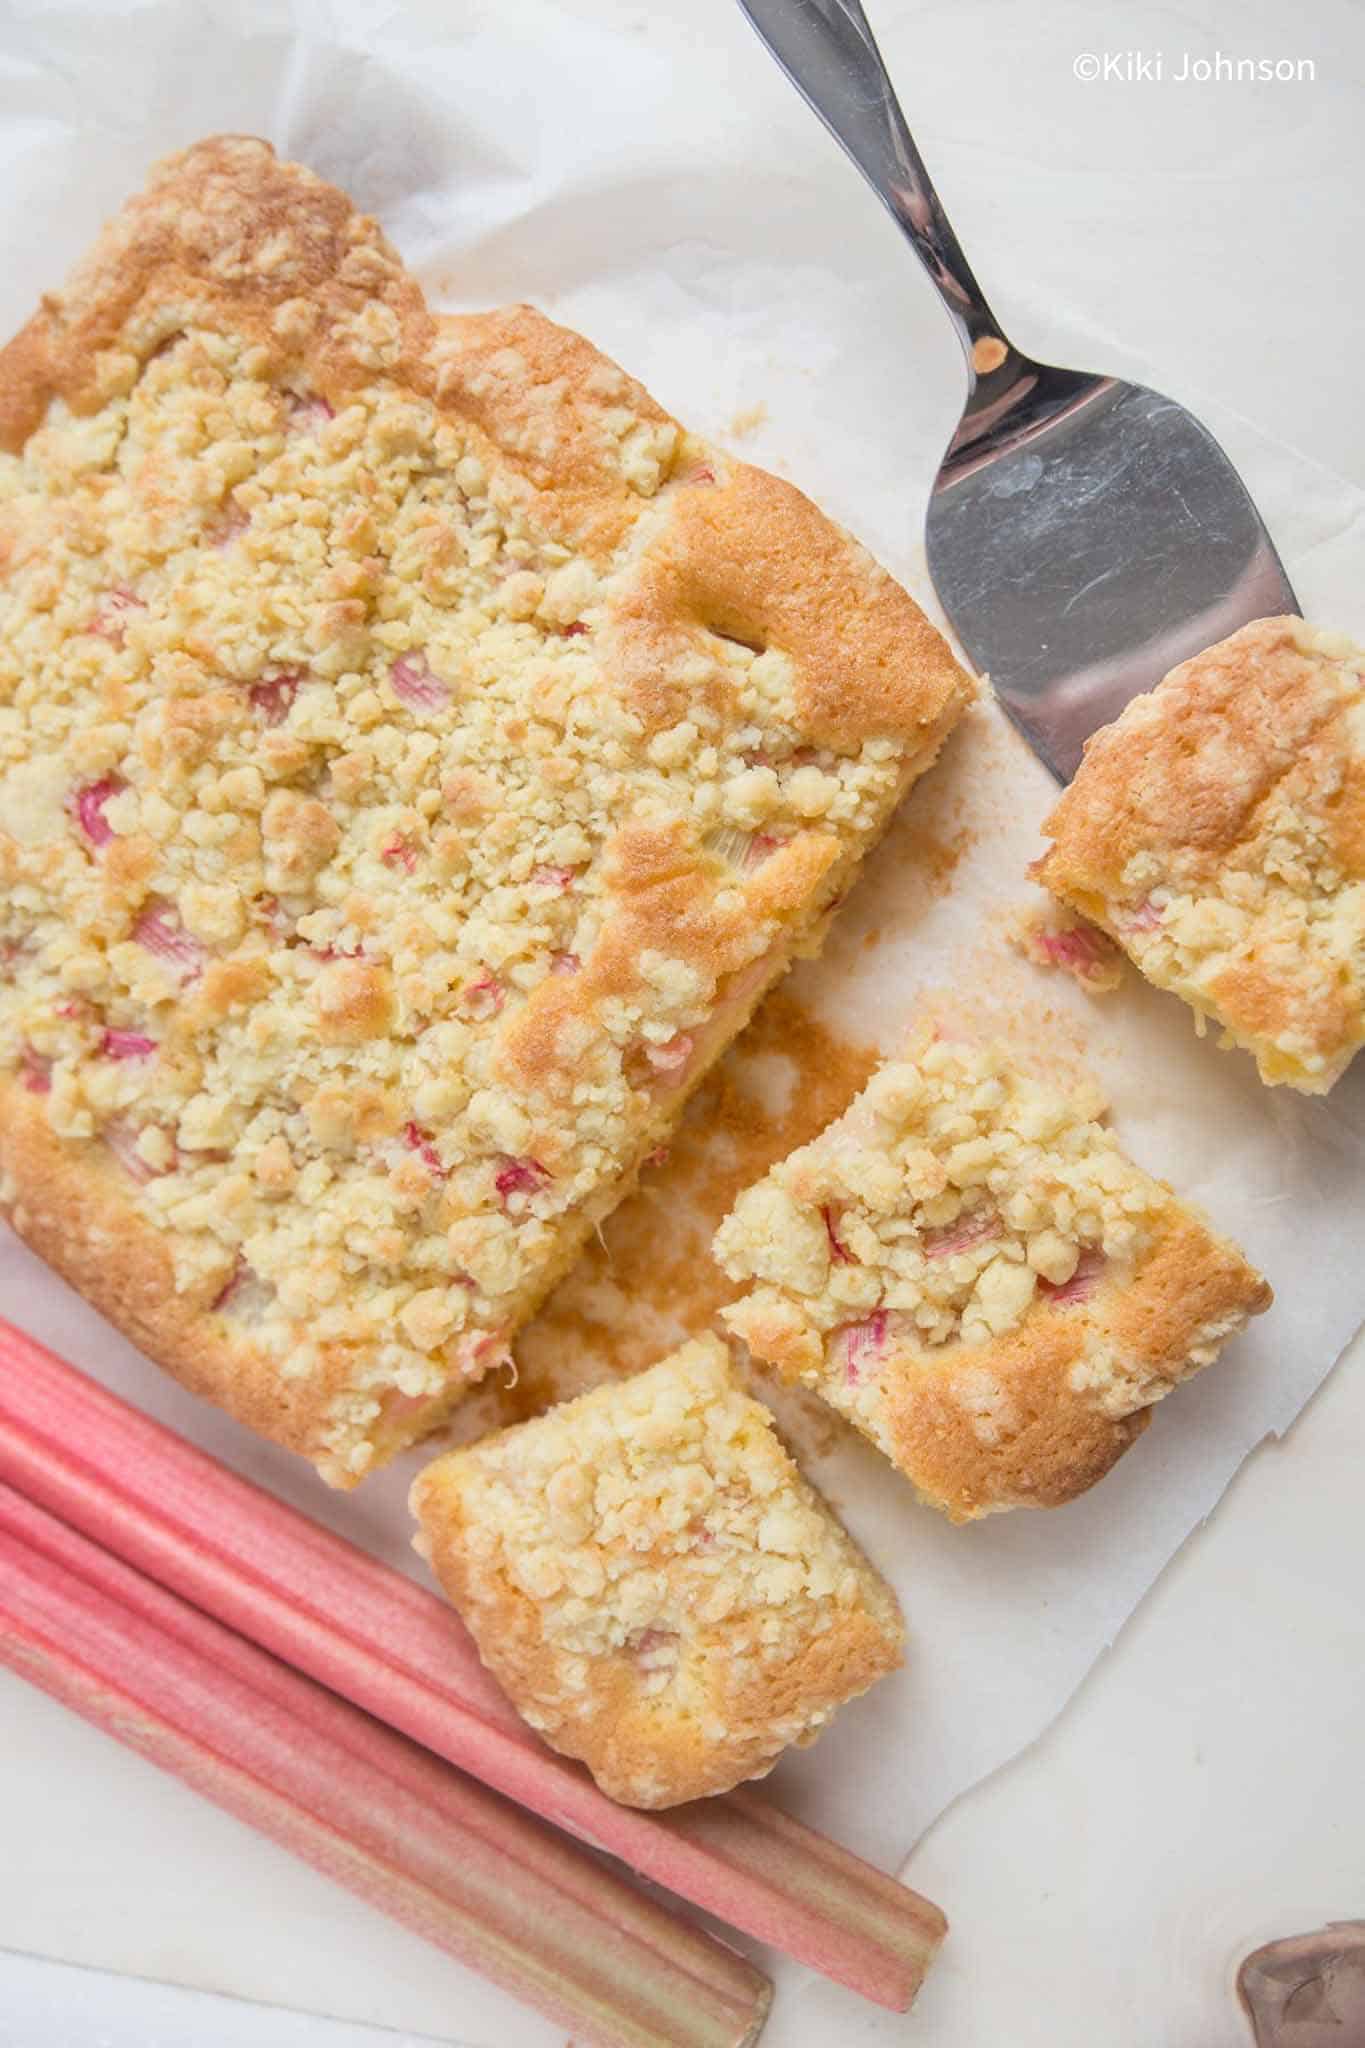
left=737, top=0, right=1299, bottom=781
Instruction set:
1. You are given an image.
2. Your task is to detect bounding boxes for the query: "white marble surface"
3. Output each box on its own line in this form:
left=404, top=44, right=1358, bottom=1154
left=1, top=0, right=1363, bottom=2042
left=0, top=1953, right=446, bottom=2048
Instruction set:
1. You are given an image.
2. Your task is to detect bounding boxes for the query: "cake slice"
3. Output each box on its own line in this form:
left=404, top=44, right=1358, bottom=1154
left=713, top=1037, right=1271, bottom=1521
left=410, top=1334, right=904, bottom=1808
left=1033, top=617, right=1365, bottom=1093
left=0, top=138, right=972, bottom=1483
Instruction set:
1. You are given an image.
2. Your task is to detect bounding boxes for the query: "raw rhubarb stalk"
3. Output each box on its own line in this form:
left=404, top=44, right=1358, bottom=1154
left=0, top=1483, right=770, bottom=2048
left=0, top=1320, right=947, bottom=2009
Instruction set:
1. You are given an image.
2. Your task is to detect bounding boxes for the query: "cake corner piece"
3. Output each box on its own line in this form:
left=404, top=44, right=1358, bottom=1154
left=714, top=1035, right=1272, bottom=1522
left=1033, top=615, right=1365, bottom=1094
left=409, top=1333, right=905, bottom=1807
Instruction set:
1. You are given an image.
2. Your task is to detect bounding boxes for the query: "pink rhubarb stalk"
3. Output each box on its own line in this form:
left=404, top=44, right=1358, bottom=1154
left=0, top=1321, right=947, bottom=2012
left=390, top=653, right=450, bottom=710
left=88, top=586, right=144, bottom=642
left=1033, top=923, right=1116, bottom=975
left=100, top=1119, right=162, bottom=1183
left=249, top=672, right=301, bottom=724
left=1124, top=897, right=1163, bottom=934
left=462, top=972, right=505, bottom=1020
left=922, top=1210, right=1001, bottom=1260
left=100, top=1028, right=156, bottom=1060
left=645, top=1033, right=695, bottom=1078
left=132, top=903, right=205, bottom=980
left=287, top=393, right=335, bottom=430
left=0, top=1481, right=771, bottom=2048
left=841, top=1311, right=889, bottom=1385
left=822, top=1205, right=853, bottom=1265
left=1040, top=1249, right=1107, bottom=1306
left=19, top=1047, right=51, bottom=1094
left=72, top=777, right=123, bottom=848
left=405, top=1122, right=448, bottom=1179
left=1024, top=911, right=1124, bottom=992
left=494, top=1155, right=550, bottom=1207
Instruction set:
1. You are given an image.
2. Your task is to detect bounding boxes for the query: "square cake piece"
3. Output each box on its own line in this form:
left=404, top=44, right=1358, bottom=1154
left=0, top=139, right=971, bottom=1483
left=713, top=1037, right=1271, bottom=1521
left=409, top=1334, right=904, bottom=1808
left=1033, top=617, right=1365, bottom=1093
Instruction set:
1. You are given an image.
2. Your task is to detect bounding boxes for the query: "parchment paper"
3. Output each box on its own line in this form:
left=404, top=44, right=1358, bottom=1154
left=1, top=0, right=1362, bottom=2038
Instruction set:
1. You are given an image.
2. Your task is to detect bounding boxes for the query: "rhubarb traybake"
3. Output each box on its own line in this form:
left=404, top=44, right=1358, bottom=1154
left=411, top=1334, right=905, bottom=1807
left=1034, top=617, right=1365, bottom=1094
left=0, top=138, right=972, bottom=1483
left=713, top=1036, right=1271, bottom=1520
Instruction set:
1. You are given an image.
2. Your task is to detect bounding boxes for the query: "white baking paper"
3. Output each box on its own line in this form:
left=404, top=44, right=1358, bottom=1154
left=1, top=0, right=1362, bottom=2041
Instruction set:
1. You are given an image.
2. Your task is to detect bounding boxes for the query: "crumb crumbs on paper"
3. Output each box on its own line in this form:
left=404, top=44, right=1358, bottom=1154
left=432, top=994, right=877, bottom=1458
left=727, top=401, right=768, bottom=439
left=1013, top=900, right=1124, bottom=993
left=913, top=970, right=1099, bottom=1099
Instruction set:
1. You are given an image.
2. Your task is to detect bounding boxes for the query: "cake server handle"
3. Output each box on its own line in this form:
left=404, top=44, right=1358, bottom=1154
left=735, top=0, right=1012, bottom=373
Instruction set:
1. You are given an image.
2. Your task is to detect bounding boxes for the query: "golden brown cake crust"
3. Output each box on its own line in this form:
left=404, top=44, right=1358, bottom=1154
left=0, top=138, right=973, bottom=1482
left=715, top=1039, right=1273, bottom=1522
left=0, top=1082, right=350, bottom=1459
left=868, top=1204, right=1269, bottom=1518
left=725, top=1203, right=1269, bottom=1521
left=1034, top=618, right=1365, bottom=1090
left=410, top=1336, right=904, bottom=1807
left=606, top=457, right=965, bottom=752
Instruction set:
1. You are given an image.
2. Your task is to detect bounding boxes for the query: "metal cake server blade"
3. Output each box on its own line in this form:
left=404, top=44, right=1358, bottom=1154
left=738, top=0, right=1298, bottom=781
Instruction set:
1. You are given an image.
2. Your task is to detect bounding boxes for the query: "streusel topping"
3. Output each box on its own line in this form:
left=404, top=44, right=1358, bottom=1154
left=0, top=332, right=914, bottom=1465
left=715, top=1036, right=1271, bottom=1519
left=412, top=1334, right=903, bottom=1805
left=1036, top=619, right=1365, bottom=1091
left=713, top=1036, right=1158, bottom=1372
left=426, top=1336, right=880, bottom=1663
left=0, top=137, right=971, bottom=1482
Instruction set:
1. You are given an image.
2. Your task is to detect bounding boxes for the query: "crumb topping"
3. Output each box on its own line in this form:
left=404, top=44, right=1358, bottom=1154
left=715, top=1034, right=1270, bottom=1516
left=0, top=137, right=971, bottom=1483
left=713, top=1036, right=1155, bottom=1379
left=411, top=1333, right=903, bottom=1805
left=0, top=331, right=917, bottom=1469
left=1036, top=619, right=1365, bottom=1092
